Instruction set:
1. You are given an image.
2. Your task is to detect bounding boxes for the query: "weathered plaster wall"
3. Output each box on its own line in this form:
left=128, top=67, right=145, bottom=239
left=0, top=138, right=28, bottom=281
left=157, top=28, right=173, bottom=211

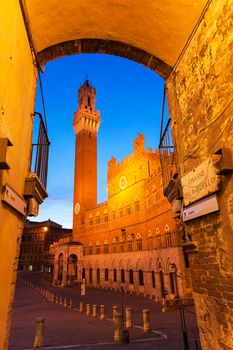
left=166, top=0, right=233, bottom=349
left=0, top=1, right=37, bottom=348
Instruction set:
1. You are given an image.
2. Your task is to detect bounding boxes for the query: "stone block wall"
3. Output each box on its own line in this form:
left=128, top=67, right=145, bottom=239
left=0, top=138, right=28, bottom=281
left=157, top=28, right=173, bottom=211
left=166, top=0, right=233, bottom=348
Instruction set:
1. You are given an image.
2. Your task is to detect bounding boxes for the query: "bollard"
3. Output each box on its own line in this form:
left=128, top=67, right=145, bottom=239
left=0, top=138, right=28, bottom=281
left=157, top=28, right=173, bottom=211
left=63, top=298, right=67, bottom=307
left=92, top=304, right=97, bottom=318
left=125, top=307, right=132, bottom=328
left=86, top=303, right=91, bottom=316
left=59, top=296, right=63, bottom=305
left=142, top=309, right=150, bottom=332
left=113, top=305, right=118, bottom=321
left=33, top=317, right=45, bottom=348
left=80, top=301, right=84, bottom=313
left=114, top=313, right=122, bottom=342
left=69, top=299, right=73, bottom=309
left=162, top=299, right=168, bottom=313
left=100, top=305, right=105, bottom=320
left=51, top=294, right=54, bottom=303
left=55, top=295, right=59, bottom=305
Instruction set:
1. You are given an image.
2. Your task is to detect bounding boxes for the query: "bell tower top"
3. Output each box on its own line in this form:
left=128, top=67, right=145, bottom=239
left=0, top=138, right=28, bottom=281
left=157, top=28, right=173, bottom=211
left=73, top=79, right=100, bottom=135
left=78, top=79, right=96, bottom=112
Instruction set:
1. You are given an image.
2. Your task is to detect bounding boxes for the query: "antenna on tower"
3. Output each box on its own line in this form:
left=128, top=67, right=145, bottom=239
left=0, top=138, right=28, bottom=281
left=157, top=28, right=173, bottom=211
left=84, top=74, right=91, bottom=85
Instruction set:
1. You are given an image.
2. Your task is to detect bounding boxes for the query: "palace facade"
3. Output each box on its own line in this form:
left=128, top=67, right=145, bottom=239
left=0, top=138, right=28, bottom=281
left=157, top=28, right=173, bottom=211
left=53, top=80, right=192, bottom=301
left=19, top=219, right=72, bottom=273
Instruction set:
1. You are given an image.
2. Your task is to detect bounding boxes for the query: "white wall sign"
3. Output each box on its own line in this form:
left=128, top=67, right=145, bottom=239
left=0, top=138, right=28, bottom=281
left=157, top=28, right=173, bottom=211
left=2, top=184, right=27, bottom=216
left=183, top=194, right=219, bottom=222
left=181, top=159, right=219, bottom=206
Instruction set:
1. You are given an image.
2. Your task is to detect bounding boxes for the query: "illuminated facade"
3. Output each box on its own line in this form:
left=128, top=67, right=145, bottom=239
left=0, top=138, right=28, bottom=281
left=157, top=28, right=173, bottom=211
left=1, top=2, right=232, bottom=349
left=53, top=81, right=191, bottom=300
left=19, top=219, right=71, bottom=273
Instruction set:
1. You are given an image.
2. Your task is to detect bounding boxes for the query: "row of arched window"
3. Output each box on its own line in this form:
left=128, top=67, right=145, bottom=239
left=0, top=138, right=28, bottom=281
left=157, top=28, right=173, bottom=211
left=88, top=200, right=141, bottom=225
left=87, top=188, right=167, bottom=226
left=83, top=228, right=174, bottom=255
left=82, top=268, right=147, bottom=286
left=82, top=268, right=177, bottom=296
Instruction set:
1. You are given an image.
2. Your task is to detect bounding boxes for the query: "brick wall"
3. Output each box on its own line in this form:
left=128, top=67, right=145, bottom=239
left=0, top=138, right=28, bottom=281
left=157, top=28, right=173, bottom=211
left=166, top=0, right=233, bottom=348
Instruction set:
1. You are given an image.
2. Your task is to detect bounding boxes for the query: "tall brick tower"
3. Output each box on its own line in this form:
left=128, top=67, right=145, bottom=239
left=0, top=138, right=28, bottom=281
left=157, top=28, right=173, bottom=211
left=73, top=80, right=101, bottom=231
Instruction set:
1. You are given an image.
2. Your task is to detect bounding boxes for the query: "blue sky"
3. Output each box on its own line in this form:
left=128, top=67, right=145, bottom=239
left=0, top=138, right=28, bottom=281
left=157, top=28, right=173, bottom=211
left=33, top=54, right=167, bottom=228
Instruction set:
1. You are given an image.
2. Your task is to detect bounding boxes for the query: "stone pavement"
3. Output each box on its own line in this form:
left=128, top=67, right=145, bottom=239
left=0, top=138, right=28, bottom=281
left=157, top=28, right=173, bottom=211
left=9, top=272, right=202, bottom=350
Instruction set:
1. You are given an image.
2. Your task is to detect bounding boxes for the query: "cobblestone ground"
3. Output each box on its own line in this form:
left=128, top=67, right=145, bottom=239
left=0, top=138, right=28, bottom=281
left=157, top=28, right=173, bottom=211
left=9, top=272, right=202, bottom=350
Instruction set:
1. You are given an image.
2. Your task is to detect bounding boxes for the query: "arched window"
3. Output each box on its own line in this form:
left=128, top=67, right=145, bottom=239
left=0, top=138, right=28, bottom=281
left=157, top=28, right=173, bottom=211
left=113, top=268, right=117, bottom=282
left=126, top=202, right=131, bottom=215
left=103, top=240, right=108, bottom=254
left=105, top=268, right=109, bottom=281
left=96, top=268, right=100, bottom=284
left=112, top=242, right=117, bottom=253
left=127, top=241, right=132, bottom=252
left=135, top=199, right=140, bottom=212
left=148, top=235, right=153, bottom=251
left=137, top=239, right=142, bottom=251
left=146, top=196, right=151, bottom=209
left=121, top=269, right=125, bottom=283
left=153, top=190, right=158, bottom=205
left=156, top=229, right=162, bottom=249
left=129, top=269, right=134, bottom=284
left=112, top=210, right=116, bottom=220
left=82, top=267, right=86, bottom=280
left=119, top=205, right=123, bottom=217
left=104, top=210, right=108, bottom=222
left=138, top=270, right=144, bottom=286
left=159, top=271, right=165, bottom=297
left=89, top=215, right=93, bottom=225
left=166, top=234, right=172, bottom=247
left=88, top=243, right=93, bottom=255
left=165, top=225, right=172, bottom=247
left=96, top=241, right=100, bottom=254
left=151, top=270, right=156, bottom=288
left=96, top=212, right=100, bottom=224
left=89, top=268, right=93, bottom=284
left=169, top=272, right=175, bottom=294
left=120, top=242, right=124, bottom=252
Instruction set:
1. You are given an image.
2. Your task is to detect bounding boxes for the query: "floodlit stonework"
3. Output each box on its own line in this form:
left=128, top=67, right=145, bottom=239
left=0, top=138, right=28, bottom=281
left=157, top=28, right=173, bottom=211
left=1, top=1, right=232, bottom=349
left=52, top=81, right=191, bottom=301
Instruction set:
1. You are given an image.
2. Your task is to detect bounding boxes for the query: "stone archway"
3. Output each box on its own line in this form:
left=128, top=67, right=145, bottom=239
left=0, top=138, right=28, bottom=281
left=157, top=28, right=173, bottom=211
left=159, top=270, right=165, bottom=298
left=68, top=254, right=78, bottom=284
left=58, top=253, right=63, bottom=284
left=1, top=1, right=233, bottom=349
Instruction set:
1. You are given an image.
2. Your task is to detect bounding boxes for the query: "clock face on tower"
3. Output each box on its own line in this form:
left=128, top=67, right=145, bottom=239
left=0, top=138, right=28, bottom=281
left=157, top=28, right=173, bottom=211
left=119, top=175, right=127, bottom=190
left=74, top=202, right=80, bottom=215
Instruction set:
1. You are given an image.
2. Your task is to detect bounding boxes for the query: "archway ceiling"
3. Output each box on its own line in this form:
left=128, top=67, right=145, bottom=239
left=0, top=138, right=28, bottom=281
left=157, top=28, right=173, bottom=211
left=25, top=0, right=207, bottom=69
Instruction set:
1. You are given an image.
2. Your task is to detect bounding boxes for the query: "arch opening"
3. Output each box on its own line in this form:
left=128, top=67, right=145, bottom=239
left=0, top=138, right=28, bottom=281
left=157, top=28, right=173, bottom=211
left=38, top=39, right=172, bottom=79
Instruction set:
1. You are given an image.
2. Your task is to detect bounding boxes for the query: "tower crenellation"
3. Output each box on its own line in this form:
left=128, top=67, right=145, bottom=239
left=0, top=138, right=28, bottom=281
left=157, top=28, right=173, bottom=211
left=73, top=80, right=101, bottom=135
